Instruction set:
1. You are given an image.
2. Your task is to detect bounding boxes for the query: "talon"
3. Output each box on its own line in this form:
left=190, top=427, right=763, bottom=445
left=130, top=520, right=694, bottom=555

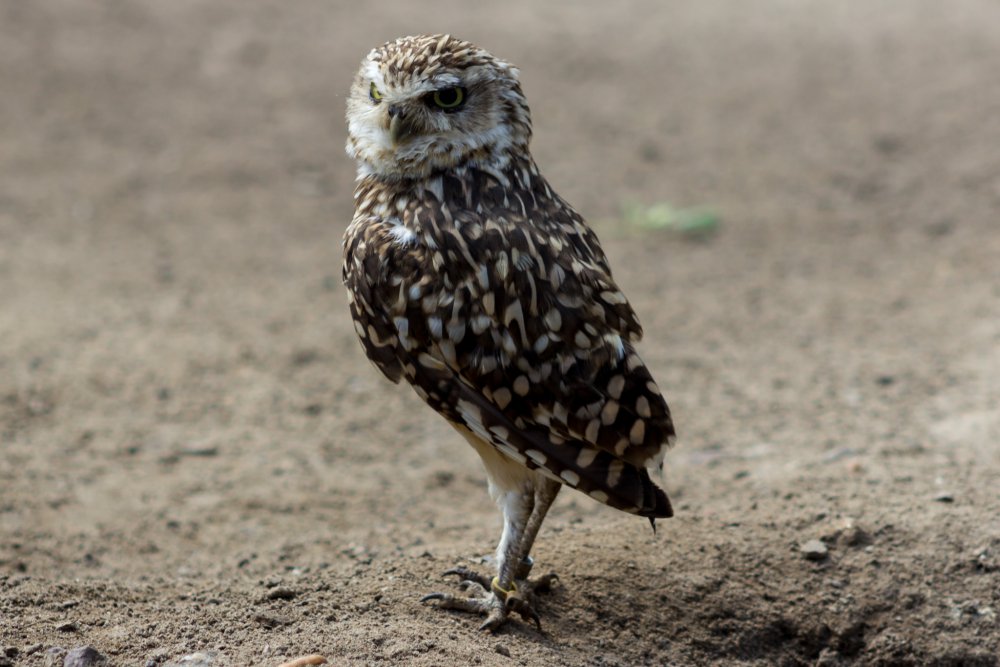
left=424, top=563, right=558, bottom=631
left=479, top=611, right=506, bottom=633
left=508, top=596, right=542, bottom=631
left=458, top=580, right=488, bottom=596
left=443, top=567, right=491, bottom=589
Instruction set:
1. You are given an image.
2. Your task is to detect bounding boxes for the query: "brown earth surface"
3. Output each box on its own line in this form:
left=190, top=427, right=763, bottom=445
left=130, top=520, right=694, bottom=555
left=2, top=1, right=999, bottom=665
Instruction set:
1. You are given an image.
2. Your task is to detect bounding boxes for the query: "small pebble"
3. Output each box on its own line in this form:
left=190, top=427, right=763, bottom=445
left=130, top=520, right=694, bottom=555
left=56, top=621, right=79, bottom=633
left=162, top=652, right=216, bottom=667
left=933, top=492, right=954, bottom=503
left=253, top=613, right=289, bottom=629
left=816, top=648, right=844, bottom=666
left=277, top=656, right=327, bottom=667
left=840, top=526, right=872, bottom=548
left=45, top=648, right=67, bottom=667
left=63, top=646, right=108, bottom=667
left=800, top=539, right=829, bottom=561
left=266, top=587, right=298, bottom=601
left=494, top=643, right=511, bottom=657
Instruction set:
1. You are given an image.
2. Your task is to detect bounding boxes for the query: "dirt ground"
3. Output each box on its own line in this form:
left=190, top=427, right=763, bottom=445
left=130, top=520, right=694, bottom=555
left=2, top=1, right=999, bottom=665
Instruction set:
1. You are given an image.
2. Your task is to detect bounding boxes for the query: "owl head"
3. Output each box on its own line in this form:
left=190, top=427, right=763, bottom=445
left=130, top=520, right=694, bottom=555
left=346, top=35, right=533, bottom=180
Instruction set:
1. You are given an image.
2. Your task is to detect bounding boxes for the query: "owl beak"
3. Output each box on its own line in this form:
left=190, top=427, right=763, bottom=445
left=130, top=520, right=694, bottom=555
left=387, top=106, right=418, bottom=146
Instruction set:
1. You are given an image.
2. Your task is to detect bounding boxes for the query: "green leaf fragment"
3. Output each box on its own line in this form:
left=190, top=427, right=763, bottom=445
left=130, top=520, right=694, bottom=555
left=622, top=201, right=719, bottom=235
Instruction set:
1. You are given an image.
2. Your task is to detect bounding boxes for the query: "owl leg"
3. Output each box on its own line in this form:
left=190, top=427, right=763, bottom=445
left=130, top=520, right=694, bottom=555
left=500, top=479, right=561, bottom=623
left=437, top=478, right=553, bottom=585
left=421, top=433, right=558, bottom=630
left=422, top=487, right=535, bottom=631
left=422, top=482, right=561, bottom=631
left=518, top=478, right=560, bottom=572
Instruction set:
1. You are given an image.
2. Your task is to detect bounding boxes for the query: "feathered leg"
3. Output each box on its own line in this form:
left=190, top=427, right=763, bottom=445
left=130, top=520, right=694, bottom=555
left=421, top=429, right=558, bottom=631
left=518, top=478, right=561, bottom=574
left=421, top=486, right=538, bottom=630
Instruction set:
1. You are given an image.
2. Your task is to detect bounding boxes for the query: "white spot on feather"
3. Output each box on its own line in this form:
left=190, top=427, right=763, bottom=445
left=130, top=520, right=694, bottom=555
left=544, top=308, right=562, bottom=332
left=576, top=448, right=598, bottom=468
left=490, top=425, right=510, bottom=441
left=607, top=375, right=625, bottom=400
left=438, top=339, right=457, bottom=366
left=636, top=395, right=651, bottom=418
left=417, top=353, right=445, bottom=370
left=601, top=400, right=619, bottom=426
left=525, top=449, right=547, bottom=465
left=447, top=320, right=466, bottom=343
left=428, top=316, right=443, bottom=339
left=493, top=387, right=512, bottom=409
left=600, top=290, right=627, bottom=305
left=496, top=443, right=527, bottom=465
left=471, top=315, right=491, bottom=334
left=560, top=470, right=580, bottom=486
left=589, top=490, right=609, bottom=503
left=630, top=419, right=646, bottom=445
left=606, top=460, right=623, bottom=487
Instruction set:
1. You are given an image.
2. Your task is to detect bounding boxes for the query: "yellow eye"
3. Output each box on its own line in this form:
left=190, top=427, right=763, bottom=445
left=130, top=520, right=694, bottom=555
left=431, top=87, right=465, bottom=110
left=369, top=82, right=382, bottom=103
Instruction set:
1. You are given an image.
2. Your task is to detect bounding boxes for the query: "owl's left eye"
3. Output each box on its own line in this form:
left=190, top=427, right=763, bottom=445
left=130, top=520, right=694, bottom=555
left=428, top=87, right=466, bottom=111
left=369, top=82, right=383, bottom=103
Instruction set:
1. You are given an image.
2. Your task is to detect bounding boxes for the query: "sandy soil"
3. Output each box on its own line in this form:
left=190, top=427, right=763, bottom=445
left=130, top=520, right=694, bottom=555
left=2, top=1, right=999, bottom=665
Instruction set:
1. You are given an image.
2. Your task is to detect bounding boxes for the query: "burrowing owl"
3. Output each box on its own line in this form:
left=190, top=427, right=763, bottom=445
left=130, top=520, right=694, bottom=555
left=343, top=35, right=675, bottom=631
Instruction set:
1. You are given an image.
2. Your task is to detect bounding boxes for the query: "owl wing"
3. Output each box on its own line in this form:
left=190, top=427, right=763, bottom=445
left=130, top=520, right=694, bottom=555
left=343, top=172, right=674, bottom=517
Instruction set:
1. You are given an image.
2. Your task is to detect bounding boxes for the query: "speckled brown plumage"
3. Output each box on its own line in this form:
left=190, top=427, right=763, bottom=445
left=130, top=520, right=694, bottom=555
left=342, top=34, right=675, bottom=630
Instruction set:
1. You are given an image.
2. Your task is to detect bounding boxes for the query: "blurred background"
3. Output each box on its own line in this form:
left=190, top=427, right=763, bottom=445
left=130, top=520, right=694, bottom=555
left=1, top=1, right=998, bottom=665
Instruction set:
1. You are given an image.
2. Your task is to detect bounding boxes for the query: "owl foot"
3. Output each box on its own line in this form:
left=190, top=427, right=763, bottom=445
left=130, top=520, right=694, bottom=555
left=420, top=566, right=559, bottom=632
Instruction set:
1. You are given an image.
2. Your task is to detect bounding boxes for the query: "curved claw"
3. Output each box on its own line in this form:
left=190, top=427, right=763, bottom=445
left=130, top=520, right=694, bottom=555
left=479, top=609, right=507, bottom=633
left=506, top=594, right=542, bottom=631
left=443, top=567, right=491, bottom=589
left=424, top=564, right=558, bottom=633
left=457, top=580, right=488, bottom=596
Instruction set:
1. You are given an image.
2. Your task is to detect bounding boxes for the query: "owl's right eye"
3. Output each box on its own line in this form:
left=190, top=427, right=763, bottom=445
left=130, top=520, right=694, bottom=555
left=369, top=82, right=383, bottom=103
